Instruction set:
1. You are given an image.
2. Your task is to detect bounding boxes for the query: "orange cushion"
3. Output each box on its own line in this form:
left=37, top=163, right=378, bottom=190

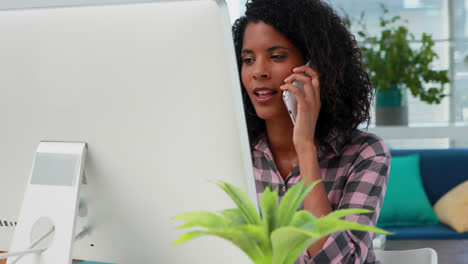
left=434, top=180, right=468, bottom=233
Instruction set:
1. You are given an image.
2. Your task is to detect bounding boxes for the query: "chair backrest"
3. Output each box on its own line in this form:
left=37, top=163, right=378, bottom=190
left=375, top=248, right=437, bottom=264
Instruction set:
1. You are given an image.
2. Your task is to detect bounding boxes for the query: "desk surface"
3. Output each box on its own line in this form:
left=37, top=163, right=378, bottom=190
left=0, top=252, right=91, bottom=264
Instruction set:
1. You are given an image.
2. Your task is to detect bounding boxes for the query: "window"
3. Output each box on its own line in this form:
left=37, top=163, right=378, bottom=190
left=332, top=0, right=468, bottom=148
left=454, top=0, right=468, bottom=123
left=332, top=0, right=451, bottom=126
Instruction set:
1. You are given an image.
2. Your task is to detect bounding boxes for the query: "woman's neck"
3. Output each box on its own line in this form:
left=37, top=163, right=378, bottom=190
left=264, top=116, right=321, bottom=157
left=265, top=117, right=296, bottom=157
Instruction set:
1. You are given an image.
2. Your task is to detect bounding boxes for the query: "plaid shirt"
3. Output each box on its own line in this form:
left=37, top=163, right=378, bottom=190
left=252, top=130, right=390, bottom=264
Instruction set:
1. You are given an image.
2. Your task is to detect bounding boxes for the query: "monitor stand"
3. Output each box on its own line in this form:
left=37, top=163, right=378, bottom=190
left=4, top=142, right=87, bottom=264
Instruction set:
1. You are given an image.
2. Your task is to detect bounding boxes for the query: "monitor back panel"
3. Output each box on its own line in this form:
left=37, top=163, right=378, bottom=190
left=0, top=1, right=256, bottom=263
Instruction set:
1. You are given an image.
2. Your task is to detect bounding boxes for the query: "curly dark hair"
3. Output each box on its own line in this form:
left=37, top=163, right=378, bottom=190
left=232, top=0, right=374, bottom=147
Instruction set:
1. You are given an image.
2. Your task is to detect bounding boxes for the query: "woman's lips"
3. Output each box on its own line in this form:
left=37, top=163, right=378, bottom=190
left=254, top=88, right=277, bottom=103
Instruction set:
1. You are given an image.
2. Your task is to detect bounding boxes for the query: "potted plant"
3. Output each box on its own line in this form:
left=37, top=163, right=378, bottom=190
left=343, top=4, right=450, bottom=126
left=172, top=178, right=389, bottom=264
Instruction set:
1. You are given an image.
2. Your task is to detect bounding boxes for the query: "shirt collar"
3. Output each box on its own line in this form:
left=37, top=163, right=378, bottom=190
left=253, top=133, right=274, bottom=160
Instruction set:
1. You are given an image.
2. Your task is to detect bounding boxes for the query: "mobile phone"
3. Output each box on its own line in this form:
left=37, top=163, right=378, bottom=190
left=282, top=60, right=312, bottom=125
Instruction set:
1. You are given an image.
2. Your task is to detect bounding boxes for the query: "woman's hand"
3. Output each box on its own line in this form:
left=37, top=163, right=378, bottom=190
left=280, top=65, right=321, bottom=152
left=281, top=66, right=330, bottom=258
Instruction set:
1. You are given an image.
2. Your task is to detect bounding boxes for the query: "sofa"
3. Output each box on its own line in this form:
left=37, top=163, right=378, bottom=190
left=382, top=148, right=468, bottom=240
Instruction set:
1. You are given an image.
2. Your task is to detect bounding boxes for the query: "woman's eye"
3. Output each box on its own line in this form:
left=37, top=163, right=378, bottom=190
left=242, top=57, right=254, bottom=64
left=271, top=55, right=286, bottom=60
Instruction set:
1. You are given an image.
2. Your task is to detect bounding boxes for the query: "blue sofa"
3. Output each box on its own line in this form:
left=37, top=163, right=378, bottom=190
left=385, top=148, right=468, bottom=240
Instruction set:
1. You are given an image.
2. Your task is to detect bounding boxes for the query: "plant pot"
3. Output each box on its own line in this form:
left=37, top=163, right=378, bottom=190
left=375, top=84, right=408, bottom=126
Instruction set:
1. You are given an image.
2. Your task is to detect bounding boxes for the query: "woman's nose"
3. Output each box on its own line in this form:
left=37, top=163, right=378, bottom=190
left=253, top=61, right=270, bottom=80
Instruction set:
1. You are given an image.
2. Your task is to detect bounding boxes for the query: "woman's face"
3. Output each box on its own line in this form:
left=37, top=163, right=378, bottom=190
left=241, top=21, right=304, bottom=121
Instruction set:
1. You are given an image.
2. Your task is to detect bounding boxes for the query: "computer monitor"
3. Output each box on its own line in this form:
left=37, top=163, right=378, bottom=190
left=0, top=1, right=258, bottom=263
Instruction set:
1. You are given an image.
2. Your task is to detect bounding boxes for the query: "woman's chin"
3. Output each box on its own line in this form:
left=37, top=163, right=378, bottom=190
left=253, top=108, right=273, bottom=120
left=254, top=108, right=288, bottom=122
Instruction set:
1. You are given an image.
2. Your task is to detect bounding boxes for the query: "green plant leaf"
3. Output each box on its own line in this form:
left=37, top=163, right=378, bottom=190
left=342, top=3, right=450, bottom=104
left=215, top=181, right=261, bottom=225
left=278, top=178, right=320, bottom=227
left=320, top=208, right=373, bottom=220
left=259, top=187, right=280, bottom=235
left=219, top=208, right=248, bottom=226
left=272, top=210, right=391, bottom=264
left=173, top=211, right=231, bottom=229
left=172, top=230, right=206, bottom=246
left=290, top=210, right=316, bottom=229
left=391, top=15, right=401, bottom=23
left=237, top=224, right=272, bottom=260
left=312, top=217, right=391, bottom=237
left=173, top=180, right=391, bottom=264
left=173, top=226, right=267, bottom=263
left=271, top=226, right=319, bottom=264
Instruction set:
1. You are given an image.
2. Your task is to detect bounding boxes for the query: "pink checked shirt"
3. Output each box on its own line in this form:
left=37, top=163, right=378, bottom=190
left=252, top=130, right=390, bottom=264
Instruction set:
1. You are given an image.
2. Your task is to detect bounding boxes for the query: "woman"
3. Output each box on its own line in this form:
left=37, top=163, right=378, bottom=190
left=232, top=0, right=391, bottom=263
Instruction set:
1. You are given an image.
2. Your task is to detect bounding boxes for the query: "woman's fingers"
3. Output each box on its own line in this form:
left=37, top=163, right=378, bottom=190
left=280, top=82, right=307, bottom=106
left=283, top=72, right=319, bottom=101
left=284, top=72, right=310, bottom=86
left=292, top=66, right=320, bottom=94
left=293, top=65, right=319, bottom=80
